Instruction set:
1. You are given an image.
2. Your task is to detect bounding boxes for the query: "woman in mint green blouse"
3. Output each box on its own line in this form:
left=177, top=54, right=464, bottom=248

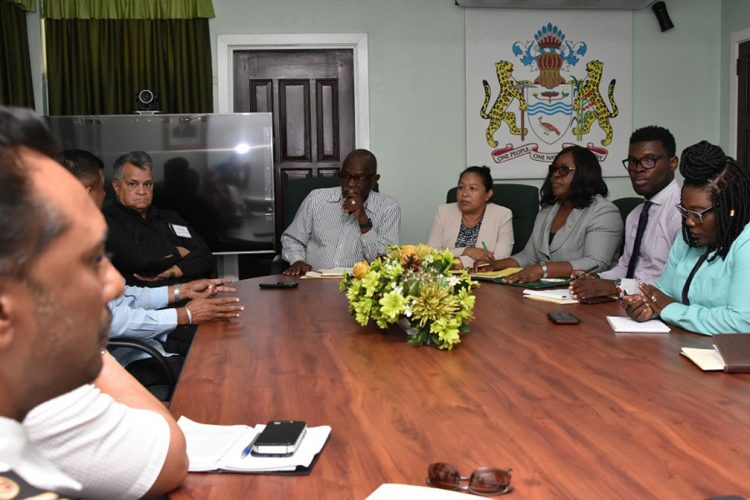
left=624, top=141, right=750, bottom=335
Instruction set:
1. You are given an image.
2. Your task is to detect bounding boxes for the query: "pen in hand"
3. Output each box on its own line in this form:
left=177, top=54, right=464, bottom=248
left=572, top=265, right=599, bottom=281
left=481, top=241, right=495, bottom=264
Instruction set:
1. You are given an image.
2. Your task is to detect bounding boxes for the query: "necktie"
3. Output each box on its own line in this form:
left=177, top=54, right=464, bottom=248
left=625, top=201, right=652, bottom=279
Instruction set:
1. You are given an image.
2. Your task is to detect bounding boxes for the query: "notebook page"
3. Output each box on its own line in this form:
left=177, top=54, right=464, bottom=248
left=177, top=416, right=258, bottom=472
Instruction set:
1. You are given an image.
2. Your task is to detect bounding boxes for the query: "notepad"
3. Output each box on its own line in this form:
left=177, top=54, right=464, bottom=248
left=680, top=346, right=725, bottom=371
left=522, top=288, right=578, bottom=304
left=469, top=267, right=523, bottom=278
left=367, top=484, right=470, bottom=499
left=302, top=267, right=351, bottom=279
left=606, top=316, right=671, bottom=333
left=177, top=416, right=331, bottom=474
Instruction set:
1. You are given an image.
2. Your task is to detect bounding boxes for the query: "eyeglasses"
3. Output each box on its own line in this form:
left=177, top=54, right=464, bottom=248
left=676, top=203, right=714, bottom=224
left=548, top=164, right=575, bottom=177
left=621, top=155, right=671, bottom=171
left=339, top=171, right=375, bottom=184
left=427, top=463, right=512, bottom=496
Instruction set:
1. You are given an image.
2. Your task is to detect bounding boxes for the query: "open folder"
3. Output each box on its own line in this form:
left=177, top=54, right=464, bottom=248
left=681, top=333, right=750, bottom=373
left=177, top=416, right=331, bottom=474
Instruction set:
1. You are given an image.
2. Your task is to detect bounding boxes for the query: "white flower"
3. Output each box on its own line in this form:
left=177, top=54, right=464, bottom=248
left=447, top=276, right=460, bottom=287
left=404, top=306, right=413, bottom=317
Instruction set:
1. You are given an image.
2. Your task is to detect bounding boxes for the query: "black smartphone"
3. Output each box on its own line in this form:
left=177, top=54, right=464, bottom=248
left=547, top=312, right=580, bottom=325
left=259, top=281, right=299, bottom=289
left=579, top=296, right=617, bottom=304
left=251, top=421, right=307, bottom=457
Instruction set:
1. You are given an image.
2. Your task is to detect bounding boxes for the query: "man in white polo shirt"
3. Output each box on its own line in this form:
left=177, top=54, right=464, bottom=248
left=0, top=106, right=188, bottom=498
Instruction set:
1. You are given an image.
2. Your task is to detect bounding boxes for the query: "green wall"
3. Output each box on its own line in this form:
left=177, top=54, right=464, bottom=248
left=25, top=0, right=731, bottom=244
left=208, top=0, right=724, bottom=244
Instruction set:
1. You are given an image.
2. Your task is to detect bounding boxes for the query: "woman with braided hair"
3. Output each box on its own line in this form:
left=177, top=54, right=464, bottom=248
left=623, top=141, right=750, bottom=334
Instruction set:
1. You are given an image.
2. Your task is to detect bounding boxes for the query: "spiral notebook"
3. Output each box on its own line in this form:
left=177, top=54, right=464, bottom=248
left=177, top=416, right=331, bottom=474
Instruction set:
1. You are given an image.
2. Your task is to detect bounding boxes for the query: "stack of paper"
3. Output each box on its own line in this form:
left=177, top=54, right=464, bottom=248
left=177, top=416, right=331, bottom=473
left=606, top=316, right=671, bottom=333
left=523, top=288, right=578, bottom=304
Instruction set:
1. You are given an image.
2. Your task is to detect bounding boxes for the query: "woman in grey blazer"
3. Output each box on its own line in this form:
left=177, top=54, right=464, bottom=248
left=481, top=145, right=623, bottom=282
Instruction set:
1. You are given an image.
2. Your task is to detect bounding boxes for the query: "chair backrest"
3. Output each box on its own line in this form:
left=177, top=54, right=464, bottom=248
left=613, top=197, right=643, bottom=225
left=283, top=176, right=341, bottom=231
left=446, top=183, right=539, bottom=255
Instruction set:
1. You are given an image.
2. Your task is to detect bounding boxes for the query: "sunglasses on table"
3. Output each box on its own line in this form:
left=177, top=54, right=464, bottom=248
left=676, top=203, right=714, bottom=224
left=548, top=164, right=575, bottom=177
left=427, top=462, right=512, bottom=496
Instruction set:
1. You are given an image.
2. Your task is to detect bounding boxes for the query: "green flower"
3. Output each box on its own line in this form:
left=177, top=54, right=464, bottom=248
left=361, top=270, right=382, bottom=297
left=379, top=291, right=407, bottom=321
left=410, top=283, right=458, bottom=327
left=430, top=317, right=462, bottom=350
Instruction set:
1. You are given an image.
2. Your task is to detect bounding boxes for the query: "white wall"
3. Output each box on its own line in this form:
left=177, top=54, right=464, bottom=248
left=26, top=0, right=726, bottom=244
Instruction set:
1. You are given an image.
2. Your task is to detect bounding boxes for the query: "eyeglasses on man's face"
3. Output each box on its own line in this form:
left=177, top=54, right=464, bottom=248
left=621, top=155, right=671, bottom=171
left=548, top=164, right=575, bottom=178
left=676, top=203, right=714, bottom=224
left=427, top=462, right=512, bottom=496
left=338, top=171, right=375, bottom=184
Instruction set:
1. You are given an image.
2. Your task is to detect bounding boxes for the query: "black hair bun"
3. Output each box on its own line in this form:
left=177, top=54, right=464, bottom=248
left=680, top=140, right=727, bottom=182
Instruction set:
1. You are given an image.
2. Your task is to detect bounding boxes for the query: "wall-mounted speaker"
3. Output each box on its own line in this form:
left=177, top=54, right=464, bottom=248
left=651, top=1, right=674, bottom=32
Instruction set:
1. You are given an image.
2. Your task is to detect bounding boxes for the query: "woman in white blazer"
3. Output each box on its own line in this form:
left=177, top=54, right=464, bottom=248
left=481, top=145, right=623, bottom=282
left=427, top=166, right=513, bottom=269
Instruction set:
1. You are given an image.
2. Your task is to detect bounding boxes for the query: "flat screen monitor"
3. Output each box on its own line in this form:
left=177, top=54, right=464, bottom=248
left=46, top=113, right=275, bottom=254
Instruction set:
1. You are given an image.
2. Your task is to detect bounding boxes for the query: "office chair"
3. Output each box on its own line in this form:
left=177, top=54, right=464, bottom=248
left=446, top=183, right=539, bottom=255
left=613, top=197, right=643, bottom=224
left=107, top=338, right=177, bottom=402
left=271, top=176, right=341, bottom=274
left=612, top=197, right=644, bottom=256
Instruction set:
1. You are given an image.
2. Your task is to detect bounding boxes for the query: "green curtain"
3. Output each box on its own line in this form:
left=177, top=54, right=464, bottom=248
left=45, top=18, right=213, bottom=114
left=0, top=0, right=35, bottom=107
left=42, top=0, right=214, bottom=20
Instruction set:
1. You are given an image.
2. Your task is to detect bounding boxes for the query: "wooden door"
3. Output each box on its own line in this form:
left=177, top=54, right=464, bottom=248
left=233, top=49, right=355, bottom=243
left=737, top=41, right=750, bottom=168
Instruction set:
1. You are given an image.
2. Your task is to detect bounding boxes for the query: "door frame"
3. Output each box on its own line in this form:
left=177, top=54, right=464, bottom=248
left=729, top=27, right=750, bottom=158
left=217, top=33, right=370, bottom=148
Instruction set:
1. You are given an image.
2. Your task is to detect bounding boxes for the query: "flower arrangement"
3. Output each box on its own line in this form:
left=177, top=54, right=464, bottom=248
left=339, top=244, right=477, bottom=350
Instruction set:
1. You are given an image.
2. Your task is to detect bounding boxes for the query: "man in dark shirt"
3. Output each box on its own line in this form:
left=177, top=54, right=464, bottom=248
left=105, top=151, right=215, bottom=287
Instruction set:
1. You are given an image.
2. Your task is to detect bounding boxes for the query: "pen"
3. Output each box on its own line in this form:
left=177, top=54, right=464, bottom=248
left=581, top=265, right=599, bottom=275
left=572, top=265, right=599, bottom=281
left=241, top=436, right=258, bottom=458
left=481, top=241, right=495, bottom=264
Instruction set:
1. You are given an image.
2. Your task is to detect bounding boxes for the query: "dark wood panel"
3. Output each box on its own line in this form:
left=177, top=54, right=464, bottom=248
left=278, top=79, right=311, bottom=162
left=316, top=79, right=339, bottom=161
left=170, top=279, right=750, bottom=499
left=249, top=79, right=273, bottom=113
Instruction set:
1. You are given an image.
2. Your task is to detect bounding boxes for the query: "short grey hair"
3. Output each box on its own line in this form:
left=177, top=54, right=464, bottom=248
left=113, top=150, right=153, bottom=181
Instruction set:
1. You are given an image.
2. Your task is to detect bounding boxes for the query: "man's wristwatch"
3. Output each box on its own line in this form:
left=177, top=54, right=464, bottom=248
left=359, top=218, right=373, bottom=230
left=539, top=261, right=548, bottom=278
left=173, top=284, right=181, bottom=302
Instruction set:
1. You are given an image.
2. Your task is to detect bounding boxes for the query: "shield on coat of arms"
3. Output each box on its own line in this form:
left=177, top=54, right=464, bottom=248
left=526, top=83, right=574, bottom=145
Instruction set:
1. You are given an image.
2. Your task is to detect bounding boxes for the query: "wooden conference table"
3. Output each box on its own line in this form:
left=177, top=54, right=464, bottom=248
left=169, top=276, right=750, bottom=499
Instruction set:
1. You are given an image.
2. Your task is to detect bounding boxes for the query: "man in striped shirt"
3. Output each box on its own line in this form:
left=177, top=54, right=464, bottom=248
left=282, top=149, right=401, bottom=276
